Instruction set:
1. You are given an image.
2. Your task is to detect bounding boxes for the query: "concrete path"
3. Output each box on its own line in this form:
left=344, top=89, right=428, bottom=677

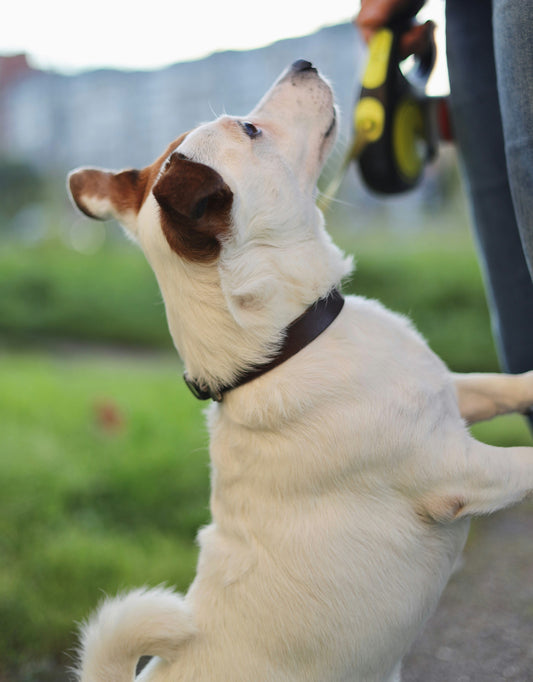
left=403, top=499, right=533, bottom=682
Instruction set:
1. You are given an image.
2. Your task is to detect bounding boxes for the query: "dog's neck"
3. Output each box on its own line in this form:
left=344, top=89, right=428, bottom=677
left=151, top=259, right=244, bottom=390
left=184, top=288, right=345, bottom=401
left=149, top=221, right=352, bottom=394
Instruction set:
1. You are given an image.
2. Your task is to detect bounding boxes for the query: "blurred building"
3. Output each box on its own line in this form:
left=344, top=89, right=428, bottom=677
left=0, top=24, right=362, bottom=172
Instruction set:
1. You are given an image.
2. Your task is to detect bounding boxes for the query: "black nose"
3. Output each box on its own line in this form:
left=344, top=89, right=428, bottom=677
left=291, top=59, right=317, bottom=73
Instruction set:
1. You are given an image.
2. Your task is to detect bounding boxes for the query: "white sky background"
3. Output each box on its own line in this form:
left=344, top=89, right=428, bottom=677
left=2, top=0, right=447, bottom=92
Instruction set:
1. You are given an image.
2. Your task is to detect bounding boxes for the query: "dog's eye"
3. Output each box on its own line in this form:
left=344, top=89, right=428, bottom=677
left=241, top=122, right=262, bottom=139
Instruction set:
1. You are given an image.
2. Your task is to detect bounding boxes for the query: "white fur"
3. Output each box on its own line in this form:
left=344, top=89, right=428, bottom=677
left=71, top=64, right=533, bottom=682
left=76, top=587, right=196, bottom=682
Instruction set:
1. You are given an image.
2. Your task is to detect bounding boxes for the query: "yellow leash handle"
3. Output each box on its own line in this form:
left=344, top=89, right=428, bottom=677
left=317, top=29, right=392, bottom=212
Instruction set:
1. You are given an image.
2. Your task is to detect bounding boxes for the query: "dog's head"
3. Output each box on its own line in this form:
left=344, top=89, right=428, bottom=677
left=68, top=61, right=351, bottom=391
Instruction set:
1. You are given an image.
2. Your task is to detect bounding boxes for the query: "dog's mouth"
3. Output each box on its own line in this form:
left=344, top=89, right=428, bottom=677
left=318, top=108, right=337, bottom=164
left=324, top=109, right=337, bottom=139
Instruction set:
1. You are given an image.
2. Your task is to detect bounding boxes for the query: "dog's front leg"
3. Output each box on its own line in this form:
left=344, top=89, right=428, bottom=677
left=420, top=439, right=533, bottom=522
left=453, top=371, right=533, bottom=424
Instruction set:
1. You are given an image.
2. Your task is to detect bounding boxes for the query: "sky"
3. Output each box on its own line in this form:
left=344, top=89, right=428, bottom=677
left=3, top=0, right=360, bottom=73
left=2, top=0, right=446, bottom=85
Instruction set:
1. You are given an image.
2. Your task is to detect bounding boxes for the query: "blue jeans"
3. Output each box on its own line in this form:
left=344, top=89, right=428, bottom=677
left=446, top=0, right=533, bottom=379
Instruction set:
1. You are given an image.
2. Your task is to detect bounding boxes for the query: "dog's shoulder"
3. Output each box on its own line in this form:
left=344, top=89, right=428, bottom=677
left=330, top=295, right=440, bottom=378
left=218, top=294, right=453, bottom=432
left=343, top=294, right=426, bottom=342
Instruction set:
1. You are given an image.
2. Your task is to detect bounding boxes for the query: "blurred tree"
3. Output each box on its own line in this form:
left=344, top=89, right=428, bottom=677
left=0, top=158, right=44, bottom=227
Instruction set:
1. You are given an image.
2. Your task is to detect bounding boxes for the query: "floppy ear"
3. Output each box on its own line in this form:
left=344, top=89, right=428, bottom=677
left=68, top=167, right=147, bottom=235
left=152, top=154, right=233, bottom=263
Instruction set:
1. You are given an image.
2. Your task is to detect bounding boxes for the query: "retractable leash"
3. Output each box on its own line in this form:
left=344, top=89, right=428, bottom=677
left=318, top=19, right=451, bottom=211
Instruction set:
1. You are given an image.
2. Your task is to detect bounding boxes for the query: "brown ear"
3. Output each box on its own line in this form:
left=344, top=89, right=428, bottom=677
left=68, top=168, right=147, bottom=234
left=152, top=154, right=233, bottom=262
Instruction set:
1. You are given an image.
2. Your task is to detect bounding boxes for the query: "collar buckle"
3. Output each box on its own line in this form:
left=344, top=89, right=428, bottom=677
left=183, top=373, right=222, bottom=402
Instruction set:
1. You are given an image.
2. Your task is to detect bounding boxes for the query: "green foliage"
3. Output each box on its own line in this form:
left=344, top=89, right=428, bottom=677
left=0, top=160, right=44, bottom=223
left=0, top=226, right=498, bottom=371
left=340, top=230, right=499, bottom=372
left=0, top=241, right=172, bottom=349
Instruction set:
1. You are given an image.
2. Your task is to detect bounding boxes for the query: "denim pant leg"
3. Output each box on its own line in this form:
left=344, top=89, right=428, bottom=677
left=446, top=0, right=533, bottom=376
left=493, top=0, right=533, bottom=279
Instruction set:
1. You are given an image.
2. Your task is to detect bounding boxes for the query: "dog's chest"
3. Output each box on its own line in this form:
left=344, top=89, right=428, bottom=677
left=185, top=297, right=469, bottom=681
left=207, top=296, right=458, bottom=496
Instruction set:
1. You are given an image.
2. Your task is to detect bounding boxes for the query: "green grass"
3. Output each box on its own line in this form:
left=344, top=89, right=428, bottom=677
left=337, top=228, right=499, bottom=373
left=0, top=226, right=497, bottom=371
left=0, top=352, right=210, bottom=673
left=0, top=239, right=171, bottom=349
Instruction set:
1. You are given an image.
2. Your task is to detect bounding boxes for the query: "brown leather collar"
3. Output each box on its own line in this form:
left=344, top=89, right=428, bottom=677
left=184, top=288, right=345, bottom=401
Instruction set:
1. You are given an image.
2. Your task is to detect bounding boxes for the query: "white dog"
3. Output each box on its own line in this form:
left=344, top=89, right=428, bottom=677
left=68, top=60, right=533, bottom=682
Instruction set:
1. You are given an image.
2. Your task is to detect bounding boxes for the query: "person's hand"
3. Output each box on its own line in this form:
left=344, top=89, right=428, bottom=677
left=355, top=0, right=435, bottom=59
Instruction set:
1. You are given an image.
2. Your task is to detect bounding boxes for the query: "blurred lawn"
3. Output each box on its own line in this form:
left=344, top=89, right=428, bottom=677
left=1, top=226, right=531, bottom=679
left=0, top=352, right=210, bottom=675
left=0, top=240, right=172, bottom=350
left=0, top=225, right=499, bottom=371
left=337, top=227, right=500, bottom=373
